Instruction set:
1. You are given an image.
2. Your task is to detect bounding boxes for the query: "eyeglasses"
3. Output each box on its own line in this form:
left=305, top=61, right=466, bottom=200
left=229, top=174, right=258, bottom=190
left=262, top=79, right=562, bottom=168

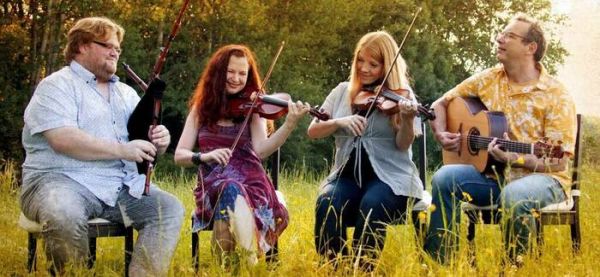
left=496, top=31, right=528, bottom=41
left=92, top=40, right=122, bottom=54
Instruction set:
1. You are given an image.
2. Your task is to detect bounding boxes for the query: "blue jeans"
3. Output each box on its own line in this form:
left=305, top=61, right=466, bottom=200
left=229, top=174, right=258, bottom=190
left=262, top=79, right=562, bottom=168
left=314, top=176, right=411, bottom=268
left=20, top=173, right=185, bottom=276
left=423, top=165, right=565, bottom=264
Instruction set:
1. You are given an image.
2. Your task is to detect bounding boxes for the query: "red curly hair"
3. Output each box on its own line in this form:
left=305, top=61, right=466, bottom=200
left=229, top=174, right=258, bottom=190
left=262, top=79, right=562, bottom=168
left=189, top=44, right=262, bottom=127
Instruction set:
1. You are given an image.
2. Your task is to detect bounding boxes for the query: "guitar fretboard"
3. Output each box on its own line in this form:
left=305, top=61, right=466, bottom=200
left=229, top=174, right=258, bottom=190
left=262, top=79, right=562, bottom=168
left=469, top=135, right=533, bottom=154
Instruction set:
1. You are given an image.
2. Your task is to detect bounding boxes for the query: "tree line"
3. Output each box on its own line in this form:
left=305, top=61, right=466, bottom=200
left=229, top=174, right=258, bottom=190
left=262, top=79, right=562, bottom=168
left=0, top=0, right=566, bottom=174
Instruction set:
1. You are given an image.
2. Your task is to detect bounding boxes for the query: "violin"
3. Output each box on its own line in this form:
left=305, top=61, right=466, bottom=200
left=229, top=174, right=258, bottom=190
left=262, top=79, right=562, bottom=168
left=352, top=85, right=435, bottom=120
left=227, top=92, right=330, bottom=121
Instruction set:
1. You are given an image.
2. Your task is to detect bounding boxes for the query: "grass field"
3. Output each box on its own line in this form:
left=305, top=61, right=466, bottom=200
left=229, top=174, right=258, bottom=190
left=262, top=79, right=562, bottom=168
left=1, top=161, right=599, bottom=276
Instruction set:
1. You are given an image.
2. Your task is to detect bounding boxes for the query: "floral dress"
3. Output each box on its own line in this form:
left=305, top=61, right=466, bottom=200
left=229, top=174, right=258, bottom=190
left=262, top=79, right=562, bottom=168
left=192, top=122, right=288, bottom=252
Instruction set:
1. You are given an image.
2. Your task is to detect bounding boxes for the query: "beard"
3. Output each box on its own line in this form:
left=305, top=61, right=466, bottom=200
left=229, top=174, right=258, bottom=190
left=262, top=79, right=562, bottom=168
left=94, top=60, right=117, bottom=82
left=80, top=58, right=117, bottom=82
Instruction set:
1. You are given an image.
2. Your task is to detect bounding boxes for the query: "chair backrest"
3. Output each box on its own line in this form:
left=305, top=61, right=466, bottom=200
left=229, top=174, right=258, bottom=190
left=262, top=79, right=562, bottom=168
left=270, top=148, right=280, bottom=190
left=416, top=120, right=427, bottom=187
left=571, top=114, right=583, bottom=191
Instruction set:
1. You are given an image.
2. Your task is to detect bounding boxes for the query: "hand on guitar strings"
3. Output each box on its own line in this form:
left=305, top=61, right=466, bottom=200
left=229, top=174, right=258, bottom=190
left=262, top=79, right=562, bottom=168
left=435, top=131, right=461, bottom=152
left=487, top=132, right=512, bottom=163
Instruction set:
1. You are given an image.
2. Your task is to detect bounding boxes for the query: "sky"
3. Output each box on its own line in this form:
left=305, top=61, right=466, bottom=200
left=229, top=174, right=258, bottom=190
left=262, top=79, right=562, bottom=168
left=552, top=0, right=600, bottom=117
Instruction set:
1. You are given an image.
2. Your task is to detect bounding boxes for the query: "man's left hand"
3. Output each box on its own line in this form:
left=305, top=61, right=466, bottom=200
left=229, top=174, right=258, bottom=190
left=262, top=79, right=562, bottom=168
left=149, top=125, right=170, bottom=154
left=487, top=132, right=511, bottom=163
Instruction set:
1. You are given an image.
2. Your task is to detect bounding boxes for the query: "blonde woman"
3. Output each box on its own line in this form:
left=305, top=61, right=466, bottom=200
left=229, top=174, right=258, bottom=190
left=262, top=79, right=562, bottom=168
left=308, top=31, right=423, bottom=271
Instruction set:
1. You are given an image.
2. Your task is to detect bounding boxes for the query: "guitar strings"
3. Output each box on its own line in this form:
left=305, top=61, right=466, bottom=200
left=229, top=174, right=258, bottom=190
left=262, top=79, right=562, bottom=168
left=466, top=134, right=533, bottom=153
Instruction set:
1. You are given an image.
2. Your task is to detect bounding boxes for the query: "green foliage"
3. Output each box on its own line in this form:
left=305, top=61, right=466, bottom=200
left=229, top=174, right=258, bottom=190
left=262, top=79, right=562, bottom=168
left=0, top=0, right=568, bottom=173
left=582, top=116, right=600, bottom=165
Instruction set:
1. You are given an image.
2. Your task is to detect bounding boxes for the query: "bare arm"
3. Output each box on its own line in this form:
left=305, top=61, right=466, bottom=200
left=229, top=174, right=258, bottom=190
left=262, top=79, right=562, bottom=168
left=174, top=109, right=232, bottom=166
left=395, top=114, right=415, bottom=151
left=394, top=98, right=419, bottom=151
left=429, top=97, right=461, bottom=152
left=307, top=115, right=367, bottom=139
left=489, top=135, right=568, bottom=172
left=44, top=127, right=156, bottom=163
left=174, top=111, right=200, bottom=167
left=252, top=100, right=310, bottom=159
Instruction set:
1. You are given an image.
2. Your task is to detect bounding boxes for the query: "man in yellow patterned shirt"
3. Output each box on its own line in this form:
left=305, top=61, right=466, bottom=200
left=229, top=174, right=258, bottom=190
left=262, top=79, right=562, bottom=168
left=424, top=13, right=577, bottom=266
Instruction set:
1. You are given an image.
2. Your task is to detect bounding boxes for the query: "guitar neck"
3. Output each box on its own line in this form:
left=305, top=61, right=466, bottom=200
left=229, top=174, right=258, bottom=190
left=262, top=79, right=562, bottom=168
left=471, top=135, right=533, bottom=154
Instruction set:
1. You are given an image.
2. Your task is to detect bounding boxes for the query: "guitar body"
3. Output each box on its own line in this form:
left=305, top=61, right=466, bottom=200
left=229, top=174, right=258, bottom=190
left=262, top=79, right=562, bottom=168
left=443, top=97, right=508, bottom=173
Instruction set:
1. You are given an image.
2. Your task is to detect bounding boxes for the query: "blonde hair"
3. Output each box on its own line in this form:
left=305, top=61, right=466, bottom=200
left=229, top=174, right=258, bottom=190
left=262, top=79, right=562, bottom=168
left=64, top=17, right=125, bottom=63
left=348, top=31, right=413, bottom=129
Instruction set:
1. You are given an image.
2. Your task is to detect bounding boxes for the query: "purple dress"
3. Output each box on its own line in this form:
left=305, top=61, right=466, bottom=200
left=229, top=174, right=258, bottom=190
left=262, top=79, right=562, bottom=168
left=192, top=122, right=288, bottom=251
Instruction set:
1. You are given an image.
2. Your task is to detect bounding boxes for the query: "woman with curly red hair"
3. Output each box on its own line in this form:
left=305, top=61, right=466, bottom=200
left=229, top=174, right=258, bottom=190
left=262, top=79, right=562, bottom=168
left=175, top=44, right=309, bottom=266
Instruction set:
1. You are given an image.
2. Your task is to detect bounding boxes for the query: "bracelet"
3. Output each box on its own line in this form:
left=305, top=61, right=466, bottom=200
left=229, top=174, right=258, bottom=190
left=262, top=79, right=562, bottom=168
left=514, top=155, right=525, bottom=166
left=191, top=152, right=203, bottom=165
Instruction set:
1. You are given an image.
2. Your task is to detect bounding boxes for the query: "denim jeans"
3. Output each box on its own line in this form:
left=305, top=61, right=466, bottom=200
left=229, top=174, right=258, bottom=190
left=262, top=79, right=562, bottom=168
left=423, top=164, right=565, bottom=264
left=20, top=173, right=185, bottom=276
left=314, top=176, right=411, bottom=268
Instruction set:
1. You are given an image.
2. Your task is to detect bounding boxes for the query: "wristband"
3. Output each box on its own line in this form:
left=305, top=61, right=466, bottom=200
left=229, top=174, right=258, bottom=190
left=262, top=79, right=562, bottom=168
left=514, top=155, right=525, bottom=166
left=191, top=152, right=203, bottom=165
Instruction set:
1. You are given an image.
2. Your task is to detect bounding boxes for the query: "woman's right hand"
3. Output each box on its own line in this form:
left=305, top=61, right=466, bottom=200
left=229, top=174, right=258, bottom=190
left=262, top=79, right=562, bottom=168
left=335, top=115, right=367, bottom=136
left=203, top=148, right=232, bottom=165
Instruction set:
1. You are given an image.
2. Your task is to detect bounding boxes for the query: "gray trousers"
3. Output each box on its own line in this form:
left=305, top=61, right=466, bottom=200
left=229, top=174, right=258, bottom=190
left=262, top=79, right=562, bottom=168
left=20, top=173, right=184, bottom=276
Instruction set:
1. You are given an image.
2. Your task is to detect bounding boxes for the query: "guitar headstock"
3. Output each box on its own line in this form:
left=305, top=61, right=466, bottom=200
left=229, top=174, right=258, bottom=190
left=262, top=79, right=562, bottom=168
left=533, top=139, right=565, bottom=159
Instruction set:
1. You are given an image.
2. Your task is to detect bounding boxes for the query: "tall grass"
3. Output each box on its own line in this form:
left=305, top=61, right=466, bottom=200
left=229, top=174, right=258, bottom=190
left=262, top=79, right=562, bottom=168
left=1, top=160, right=599, bottom=276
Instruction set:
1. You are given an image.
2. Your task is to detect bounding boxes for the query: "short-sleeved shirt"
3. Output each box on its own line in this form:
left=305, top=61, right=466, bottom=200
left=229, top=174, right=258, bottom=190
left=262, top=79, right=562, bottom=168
left=22, top=61, right=144, bottom=206
left=319, top=82, right=423, bottom=199
left=443, top=63, right=576, bottom=192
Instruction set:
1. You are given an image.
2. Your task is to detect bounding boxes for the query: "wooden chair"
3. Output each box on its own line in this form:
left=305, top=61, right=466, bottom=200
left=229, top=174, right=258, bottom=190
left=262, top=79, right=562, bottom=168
left=462, top=114, right=583, bottom=261
left=536, top=114, right=583, bottom=251
left=19, top=214, right=134, bottom=276
left=191, top=149, right=282, bottom=271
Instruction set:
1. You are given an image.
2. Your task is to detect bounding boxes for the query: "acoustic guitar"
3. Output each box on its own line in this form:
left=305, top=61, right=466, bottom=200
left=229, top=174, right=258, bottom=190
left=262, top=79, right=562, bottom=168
left=442, top=97, right=564, bottom=173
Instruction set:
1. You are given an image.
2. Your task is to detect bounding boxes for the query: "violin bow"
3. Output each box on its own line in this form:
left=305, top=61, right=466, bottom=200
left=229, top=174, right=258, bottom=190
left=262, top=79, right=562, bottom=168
left=363, top=6, right=422, bottom=118
left=229, top=41, right=286, bottom=152
left=130, top=0, right=191, bottom=195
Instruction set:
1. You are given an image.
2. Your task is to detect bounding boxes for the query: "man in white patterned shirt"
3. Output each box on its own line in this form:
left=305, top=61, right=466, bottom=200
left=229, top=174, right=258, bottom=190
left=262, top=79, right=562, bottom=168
left=20, top=17, right=184, bottom=276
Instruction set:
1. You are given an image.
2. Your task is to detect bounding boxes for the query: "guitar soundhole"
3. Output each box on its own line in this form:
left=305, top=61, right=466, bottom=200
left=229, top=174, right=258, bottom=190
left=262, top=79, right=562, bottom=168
left=468, top=128, right=480, bottom=155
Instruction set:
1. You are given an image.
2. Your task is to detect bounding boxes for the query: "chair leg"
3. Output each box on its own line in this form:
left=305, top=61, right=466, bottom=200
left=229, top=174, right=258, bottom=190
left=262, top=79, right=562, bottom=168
left=570, top=221, right=581, bottom=253
left=411, top=211, right=427, bottom=262
left=192, top=231, right=199, bottom=272
left=466, top=217, right=477, bottom=267
left=536, top=221, right=544, bottom=245
left=27, top=233, right=37, bottom=272
left=124, top=227, right=133, bottom=277
left=535, top=219, right=544, bottom=257
left=88, top=237, right=97, bottom=269
left=266, top=242, right=279, bottom=264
